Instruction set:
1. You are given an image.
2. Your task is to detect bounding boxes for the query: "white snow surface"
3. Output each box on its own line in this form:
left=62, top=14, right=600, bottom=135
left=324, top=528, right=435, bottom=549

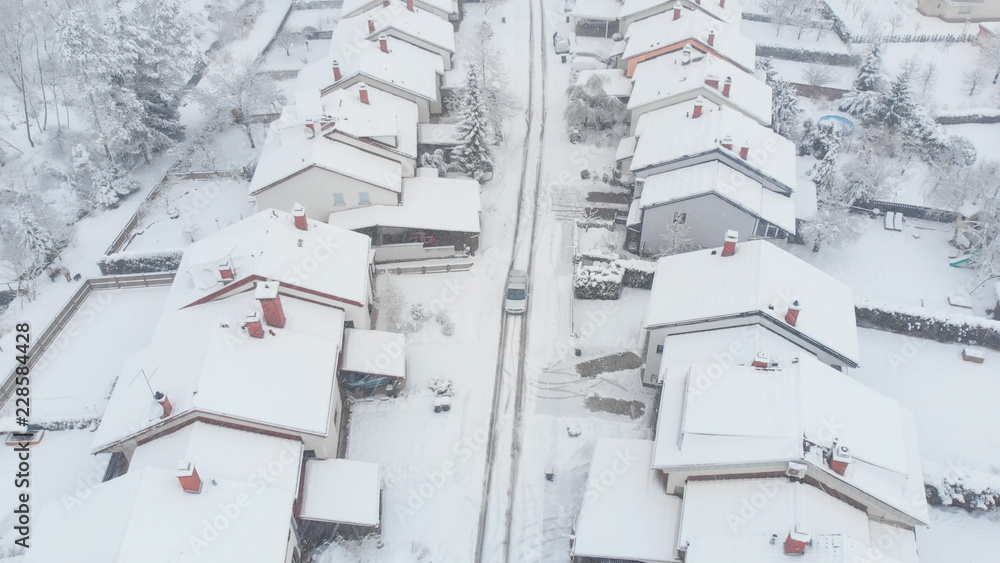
left=342, top=328, right=407, bottom=378
left=619, top=0, right=744, bottom=24
left=576, top=69, right=635, bottom=99
left=361, top=3, right=457, bottom=53
left=300, top=458, right=383, bottom=526
left=622, top=8, right=755, bottom=71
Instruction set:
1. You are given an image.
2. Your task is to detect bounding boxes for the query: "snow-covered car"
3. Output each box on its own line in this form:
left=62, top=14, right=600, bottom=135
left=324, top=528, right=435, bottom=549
left=570, top=54, right=609, bottom=73
left=553, top=33, right=571, bottom=55
left=573, top=51, right=610, bottom=65
left=505, top=269, right=529, bottom=314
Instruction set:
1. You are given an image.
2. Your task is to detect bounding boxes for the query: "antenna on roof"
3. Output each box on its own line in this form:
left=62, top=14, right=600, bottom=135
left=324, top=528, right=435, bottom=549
left=130, top=367, right=159, bottom=399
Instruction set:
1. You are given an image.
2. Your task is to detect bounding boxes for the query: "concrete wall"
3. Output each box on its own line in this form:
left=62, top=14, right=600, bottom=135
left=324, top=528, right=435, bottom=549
left=917, top=0, right=1000, bottom=22
left=638, top=193, right=758, bottom=255
left=254, top=166, right=400, bottom=222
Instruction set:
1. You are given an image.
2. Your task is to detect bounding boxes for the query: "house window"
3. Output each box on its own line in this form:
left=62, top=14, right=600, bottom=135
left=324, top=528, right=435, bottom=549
left=672, top=212, right=686, bottom=224
left=359, top=192, right=371, bottom=204
left=345, top=320, right=355, bottom=329
left=656, top=344, right=664, bottom=354
left=753, top=220, right=786, bottom=239
left=334, top=193, right=345, bottom=205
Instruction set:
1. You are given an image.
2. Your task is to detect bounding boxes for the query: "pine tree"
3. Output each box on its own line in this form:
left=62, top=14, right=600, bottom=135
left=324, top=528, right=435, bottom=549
left=91, top=166, right=140, bottom=209
left=451, top=67, right=494, bottom=183
left=9, top=207, right=57, bottom=278
left=839, top=44, right=886, bottom=119
left=873, top=72, right=915, bottom=129
left=770, top=77, right=802, bottom=139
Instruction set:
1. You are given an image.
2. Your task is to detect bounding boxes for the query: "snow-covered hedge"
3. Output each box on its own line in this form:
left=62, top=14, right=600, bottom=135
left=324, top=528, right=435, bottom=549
left=755, top=45, right=859, bottom=67
left=856, top=299, right=1000, bottom=351
left=933, top=109, right=1000, bottom=125
left=820, top=2, right=975, bottom=44
left=925, top=462, right=1000, bottom=512
left=97, top=249, right=184, bottom=276
left=619, top=258, right=656, bottom=289
left=574, top=262, right=624, bottom=300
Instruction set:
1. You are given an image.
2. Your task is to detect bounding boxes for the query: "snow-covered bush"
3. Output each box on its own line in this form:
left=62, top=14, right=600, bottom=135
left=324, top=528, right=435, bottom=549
left=411, top=303, right=433, bottom=322
left=565, top=74, right=628, bottom=146
left=855, top=299, right=1000, bottom=351
left=926, top=469, right=1000, bottom=512
left=619, top=259, right=656, bottom=289
left=90, top=165, right=140, bottom=209
left=97, top=249, right=184, bottom=275
left=374, top=276, right=406, bottom=331
left=574, top=261, right=624, bottom=300
left=419, top=150, right=449, bottom=176
left=435, top=310, right=455, bottom=336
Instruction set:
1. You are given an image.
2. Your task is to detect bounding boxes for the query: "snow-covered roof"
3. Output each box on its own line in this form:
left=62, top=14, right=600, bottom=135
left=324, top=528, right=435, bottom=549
left=343, top=0, right=457, bottom=18
left=654, top=355, right=929, bottom=525
left=360, top=4, right=456, bottom=53
left=328, top=204, right=480, bottom=233
left=573, top=439, right=683, bottom=562
left=570, top=0, right=622, bottom=21
left=274, top=86, right=419, bottom=160
left=619, top=0, right=743, bottom=25
left=250, top=123, right=404, bottom=195
left=645, top=239, right=860, bottom=366
left=329, top=176, right=482, bottom=233
left=622, top=8, right=754, bottom=71
left=656, top=325, right=815, bottom=383
left=341, top=328, right=406, bottom=379
left=615, top=135, right=638, bottom=162
left=629, top=50, right=771, bottom=125
left=418, top=122, right=463, bottom=145
left=576, top=69, right=634, bottom=98
left=29, top=423, right=301, bottom=563
left=165, top=209, right=372, bottom=311
left=639, top=162, right=796, bottom=233
left=300, top=458, right=382, bottom=526
left=680, top=479, right=902, bottom=563
left=93, top=292, right=347, bottom=451
left=297, top=28, right=444, bottom=102
left=630, top=101, right=798, bottom=194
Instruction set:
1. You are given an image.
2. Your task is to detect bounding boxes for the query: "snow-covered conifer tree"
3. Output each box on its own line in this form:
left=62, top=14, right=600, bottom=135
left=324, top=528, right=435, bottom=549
left=839, top=44, right=886, bottom=119
left=770, top=77, right=802, bottom=139
left=451, top=67, right=494, bottom=183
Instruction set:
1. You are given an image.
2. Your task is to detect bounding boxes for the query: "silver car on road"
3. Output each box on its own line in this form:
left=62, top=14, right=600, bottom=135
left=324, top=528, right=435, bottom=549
left=505, top=270, right=528, bottom=314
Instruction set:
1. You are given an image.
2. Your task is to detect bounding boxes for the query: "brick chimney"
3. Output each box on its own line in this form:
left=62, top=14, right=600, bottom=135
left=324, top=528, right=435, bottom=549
left=739, top=144, right=749, bottom=160
left=245, top=310, right=264, bottom=339
left=784, top=525, right=811, bottom=555
left=332, top=59, right=342, bottom=81
left=176, top=461, right=203, bottom=494
left=720, top=0, right=726, bottom=7
left=256, top=282, right=286, bottom=328
left=673, top=4, right=682, bottom=20
left=707, top=30, right=715, bottom=46
left=218, top=260, right=235, bottom=283
left=407, top=0, right=414, bottom=10
left=368, top=17, right=376, bottom=34
left=359, top=82, right=370, bottom=104
left=721, top=135, right=733, bottom=150
left=292, top=203, right=308, bottom=230
left=722, top=229, right=738, bottom=256
left=383, top=0, right=389, bottom=5
left=722, top=76, right=732, bottom=98
left=154, top=391, right=172, bottom=418
left=379, top=33, right=389, bottom=53
left=751, top=351, right=769, bottom=368
left=786, top=300, right=801, bottom=326
left=695, top=0, right=701, bottom=4
left=705, top=74, right=720, bottom=89
left=692, top=97, right=704, bottom=118
left=829, top=442, right=853, bottom=475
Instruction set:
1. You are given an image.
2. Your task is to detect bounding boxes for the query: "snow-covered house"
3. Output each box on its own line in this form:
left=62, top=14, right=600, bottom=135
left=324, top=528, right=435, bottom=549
left=353, top=3, right=457, bottom=68
left=571, top=437, right=922, bottom=563
left=27, top=422, right=309, bottom=563
left=628, top=47, right=772, bottom=134
left=918, top=0, right=1000, bottom=22
left=298, top=33, right=444, bottom=121
left=164, top=208, right=375, bottom=329
left=655, top=354, right=929, bottom=532
left=641, top=238, right=861, bottom=383
left=342, top=0, right=461, bottom=28
left=327, top=174, right=482, bottom=254
left=618, top=5, right=755, bottom=77
left=620, top=100, right=798, bottom=197
left=631, top=161, right=796, bottom=254
left=568, top=0, right=623, bottom=38
left=618, top=0, right=743, bottom=34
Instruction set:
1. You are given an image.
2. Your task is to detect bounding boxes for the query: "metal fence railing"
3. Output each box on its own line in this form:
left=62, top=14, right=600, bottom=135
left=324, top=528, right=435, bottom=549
left=0, top=272, right=176, bottom=406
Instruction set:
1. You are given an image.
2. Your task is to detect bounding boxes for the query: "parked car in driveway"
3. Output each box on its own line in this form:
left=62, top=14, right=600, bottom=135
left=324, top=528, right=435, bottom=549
left=553, top=33, right=571, bottom=55
left=505, top=269, right=528, bottom=314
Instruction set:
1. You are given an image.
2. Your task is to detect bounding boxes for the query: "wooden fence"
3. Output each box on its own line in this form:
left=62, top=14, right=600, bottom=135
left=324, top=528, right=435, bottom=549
left=0, top=272, right=175, bottom=406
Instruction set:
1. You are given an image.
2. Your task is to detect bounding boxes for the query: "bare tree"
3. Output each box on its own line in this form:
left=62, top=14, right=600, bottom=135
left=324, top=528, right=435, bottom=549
left=0, top=0, right=38, bottom=147
left=802, top=64, right=839, bottom=87
left=977, top=33, right=1000, bottom=85
left=963, top=66, right=984, bottom=96
left=887, top=13, right=905, bottom=38
left=919, top=61, right=938, bottom=96
left=199, top=57, right=284, bottom=149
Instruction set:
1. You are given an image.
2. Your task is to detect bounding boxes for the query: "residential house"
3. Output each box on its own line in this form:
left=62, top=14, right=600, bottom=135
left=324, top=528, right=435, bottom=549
left=327, top=173, right=482, bottom=255
left=358, top=3, right=457, bottom=68
left=618, top=0, right=743, bottom=34
left=627, top=47, right=772, bottom=134
left=298, top=33, right=444, bottom=121
left=917, top=0, right=1000, bottom=22
left=342, top=0, right=462, bottom=29
left=640, top=238, right=861, bottom=384
left=629, top=161, right=796, bottom=254
left=618, top=5, right=755, bottom=76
